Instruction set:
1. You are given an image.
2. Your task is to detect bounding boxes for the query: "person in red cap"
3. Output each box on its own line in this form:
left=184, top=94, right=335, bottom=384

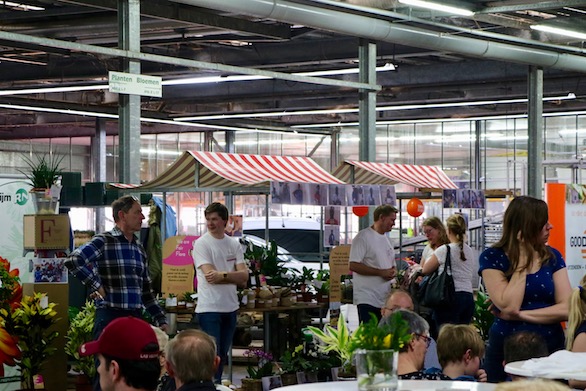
left=80, top=316, right=161, bottom=391
left=164, top=329, right=219, bottom=391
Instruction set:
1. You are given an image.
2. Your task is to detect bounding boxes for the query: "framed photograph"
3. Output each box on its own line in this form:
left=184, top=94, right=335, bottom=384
left=33, top=258, right=68, bottom=283
left=309, top=183, right=327, bottom=206
left=262, top=375, right=282, bottom=391
left=324, top=206, right=340, bottom=225
left=380, top=185, right=396, bottom=206
left=324, top=225, right=340, bottom=248
left=328, top=184, right=345, bottom=206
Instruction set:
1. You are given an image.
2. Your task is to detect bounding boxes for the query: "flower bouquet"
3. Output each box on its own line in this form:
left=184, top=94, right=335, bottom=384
left=348, top=312, right=412, bottom=391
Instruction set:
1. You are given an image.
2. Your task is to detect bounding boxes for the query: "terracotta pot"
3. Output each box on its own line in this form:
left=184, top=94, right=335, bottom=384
left=316, top=293, right=329, bottom=303
left=241, top=378, right=263, bottom=391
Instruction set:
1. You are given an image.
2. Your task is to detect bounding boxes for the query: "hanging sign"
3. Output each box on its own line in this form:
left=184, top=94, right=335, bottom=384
left=108, top=71, right=162, bottom=97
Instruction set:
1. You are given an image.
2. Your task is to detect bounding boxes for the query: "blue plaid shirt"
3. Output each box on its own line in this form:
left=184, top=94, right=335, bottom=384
left=65, top=226, right=166, bottom=325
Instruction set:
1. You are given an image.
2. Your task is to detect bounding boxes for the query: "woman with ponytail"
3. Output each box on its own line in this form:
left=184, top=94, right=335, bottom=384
left=565, top=276, right=586, bottom=389
left=421, top=213, right=475, bottom=328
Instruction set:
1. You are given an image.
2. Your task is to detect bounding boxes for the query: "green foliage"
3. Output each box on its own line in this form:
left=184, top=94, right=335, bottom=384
left=278, top=344, right=314, bottom=374
left=19, top=153, right=64, bottom=189
left=306, top=312, right=352, bottom=365
left=243, top=239, right=296, bottom=286
left=473, top=289, right=494, bottom=342
left=0, top=292, right=59, bottom=389
left=348, top=312, right=412, bottom=353
left=182, top=291, right=197, bottom=302
left=65, top=301, right=96, bottom=378
left=315, top=269, right=330, bottom=294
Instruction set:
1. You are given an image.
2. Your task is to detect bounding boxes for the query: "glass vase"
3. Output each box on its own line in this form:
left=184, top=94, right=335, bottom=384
left=355, top=349, right=398, bottom=391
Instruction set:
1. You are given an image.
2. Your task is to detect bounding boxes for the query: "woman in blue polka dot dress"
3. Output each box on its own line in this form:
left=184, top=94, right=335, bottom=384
left=478, top=196, right=572, bottom=383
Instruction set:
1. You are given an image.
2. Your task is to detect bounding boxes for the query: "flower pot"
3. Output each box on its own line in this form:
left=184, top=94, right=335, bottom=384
left=355, top=349, right=398, bottom=391
left=75, top=374, right=93, bottom=391
left=241, top=378, right=263, bottom=391
left=281, top=373, right=297, bottom=386
left=30, top=189, right=59, bottom=214
left=316, top=293, right=329, bottom=303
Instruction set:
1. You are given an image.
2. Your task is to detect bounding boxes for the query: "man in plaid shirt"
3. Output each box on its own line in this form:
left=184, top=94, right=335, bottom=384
left=66, top=195, right=168, bottom=377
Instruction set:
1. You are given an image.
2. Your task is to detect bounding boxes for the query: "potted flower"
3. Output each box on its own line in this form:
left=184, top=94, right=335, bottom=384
left=0, top=292, right=59, bottom=390
left=19, top=154, right=63, bottom=214
left=348, top=312, right=412, bottom=390
left=278, top=344, right=312, bottom=385
left=65, top=301, right=96, bottom=391
left=241, top=348, right=275, bottom=391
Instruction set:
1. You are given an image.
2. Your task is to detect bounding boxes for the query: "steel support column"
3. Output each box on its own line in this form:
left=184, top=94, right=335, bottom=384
left=118, top=0, right=141, bottom=184
left=92, top=118, right=107, bottom=233
left=527, top=66, right=544, bottom=199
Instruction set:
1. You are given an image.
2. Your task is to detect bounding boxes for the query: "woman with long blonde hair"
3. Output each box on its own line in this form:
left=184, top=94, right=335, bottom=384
left=565, top=275, right=586, bottom=389
left=420, top=216, right=449, bottom=264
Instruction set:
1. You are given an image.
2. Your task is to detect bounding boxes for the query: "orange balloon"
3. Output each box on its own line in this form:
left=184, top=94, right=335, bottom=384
left=407, top=198, right=424, bottom=217
left=352, top=205, right=369, bottom=217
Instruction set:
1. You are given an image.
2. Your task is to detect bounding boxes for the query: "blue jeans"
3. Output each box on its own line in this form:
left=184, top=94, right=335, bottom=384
left=357, top=304, right=382, bottom=324
left=197, top=311, right=237, bottom=382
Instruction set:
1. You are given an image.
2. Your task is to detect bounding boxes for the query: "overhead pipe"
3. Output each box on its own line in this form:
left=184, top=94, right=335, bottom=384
left=173, top=0, right=586, bottom=73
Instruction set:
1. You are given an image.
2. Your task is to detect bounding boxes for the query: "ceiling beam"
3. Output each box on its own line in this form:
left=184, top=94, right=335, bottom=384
left=56, top=0, right=292, bottom=39
left=481, top=0, right=586, bottom=13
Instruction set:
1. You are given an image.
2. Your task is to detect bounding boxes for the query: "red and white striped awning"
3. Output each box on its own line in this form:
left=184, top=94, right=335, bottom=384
left=332, top=160, right=457, bottom=190
left=111, top=151, right=345, bottom=191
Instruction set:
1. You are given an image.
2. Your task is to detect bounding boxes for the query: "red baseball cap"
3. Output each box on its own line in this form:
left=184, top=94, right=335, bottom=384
left=79, top=317, right=160, bottom=361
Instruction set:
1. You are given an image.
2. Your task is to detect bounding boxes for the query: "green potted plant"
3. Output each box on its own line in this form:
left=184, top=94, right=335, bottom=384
left=278, top=344, right=312, bottom=385
left=306, top=312, right=353, bottom=374
left=19, top=154, right=63, bottom=214
left=314, top=269, right=330, bottom=303
left=241, top=348, right=275, bottom=391
left=65, top=301, right=96, bottom=391
left=0, top=292, right=59, bottom=390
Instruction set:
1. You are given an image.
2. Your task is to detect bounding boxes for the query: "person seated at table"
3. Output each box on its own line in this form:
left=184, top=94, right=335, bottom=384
left=380, top=290, right=440, bottom=370
left=494, top=378, right=571, bottom=391
left=436, top=324, right=487, bottom=382
left=565, top=276, right=586, bottom=389
left=503, top=331, right=548, bottom=381
left=383, top=309, right=451, bottom=380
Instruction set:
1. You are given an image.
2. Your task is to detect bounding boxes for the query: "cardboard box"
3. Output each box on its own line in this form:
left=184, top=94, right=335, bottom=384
left=23, top=214, right=71, bottom=250
left=22, top=283, right=69, bottom=391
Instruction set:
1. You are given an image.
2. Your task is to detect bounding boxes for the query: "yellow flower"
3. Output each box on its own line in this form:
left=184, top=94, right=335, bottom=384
left=382, top=334, right=391, bottom=349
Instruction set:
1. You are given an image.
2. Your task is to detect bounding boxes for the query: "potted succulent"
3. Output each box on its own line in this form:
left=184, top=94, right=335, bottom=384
left=19, top=154, right=63, bottom=214
left=0, top=292, right=59, bottom=390
left=65, top=301, right=96, bottom=391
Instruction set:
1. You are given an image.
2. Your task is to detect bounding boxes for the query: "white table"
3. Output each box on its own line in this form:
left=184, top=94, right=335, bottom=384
left=280, top=379, right=496, bottom=391
left=504, top=351, right=586, bottom=380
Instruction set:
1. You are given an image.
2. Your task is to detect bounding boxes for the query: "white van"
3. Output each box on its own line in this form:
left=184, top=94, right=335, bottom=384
left=242, top=216, right=328, bottom=272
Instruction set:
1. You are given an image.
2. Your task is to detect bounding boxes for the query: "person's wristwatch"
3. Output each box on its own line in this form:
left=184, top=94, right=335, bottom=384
left=223, top=272, right=228, bottom=280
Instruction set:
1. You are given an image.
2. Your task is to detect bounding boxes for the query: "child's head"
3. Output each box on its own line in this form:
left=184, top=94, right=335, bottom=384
left=503, top=331, right=547, bottom=365
left=437, top=324, right=485, bottom=373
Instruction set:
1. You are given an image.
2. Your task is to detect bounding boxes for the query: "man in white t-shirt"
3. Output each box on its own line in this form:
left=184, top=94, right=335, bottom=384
left=193, top=202, right=249, bottom=382
left=349, top=204, right=398, bottom=323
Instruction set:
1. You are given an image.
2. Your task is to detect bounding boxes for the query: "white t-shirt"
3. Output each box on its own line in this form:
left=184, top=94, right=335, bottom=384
left=193, top=232, right=245, bottom=313
left=349, top=227, right=395, bottom=307
left=433, top=242, right=474, bottom=293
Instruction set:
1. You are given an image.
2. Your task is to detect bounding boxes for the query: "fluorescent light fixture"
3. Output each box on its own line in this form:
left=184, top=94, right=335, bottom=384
left=531, top=24, right=586, bottom=40
left=0, top=63, right=396, bottom=95
left=163, top=63, right=395, bottom=86
left=176, top=93, right=576, bottom=122
left=398, top=0, right=474, bottom=16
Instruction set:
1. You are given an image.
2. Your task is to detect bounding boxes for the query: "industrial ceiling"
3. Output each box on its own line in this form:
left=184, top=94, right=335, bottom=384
left=0, top=0, right=585, bottom=141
